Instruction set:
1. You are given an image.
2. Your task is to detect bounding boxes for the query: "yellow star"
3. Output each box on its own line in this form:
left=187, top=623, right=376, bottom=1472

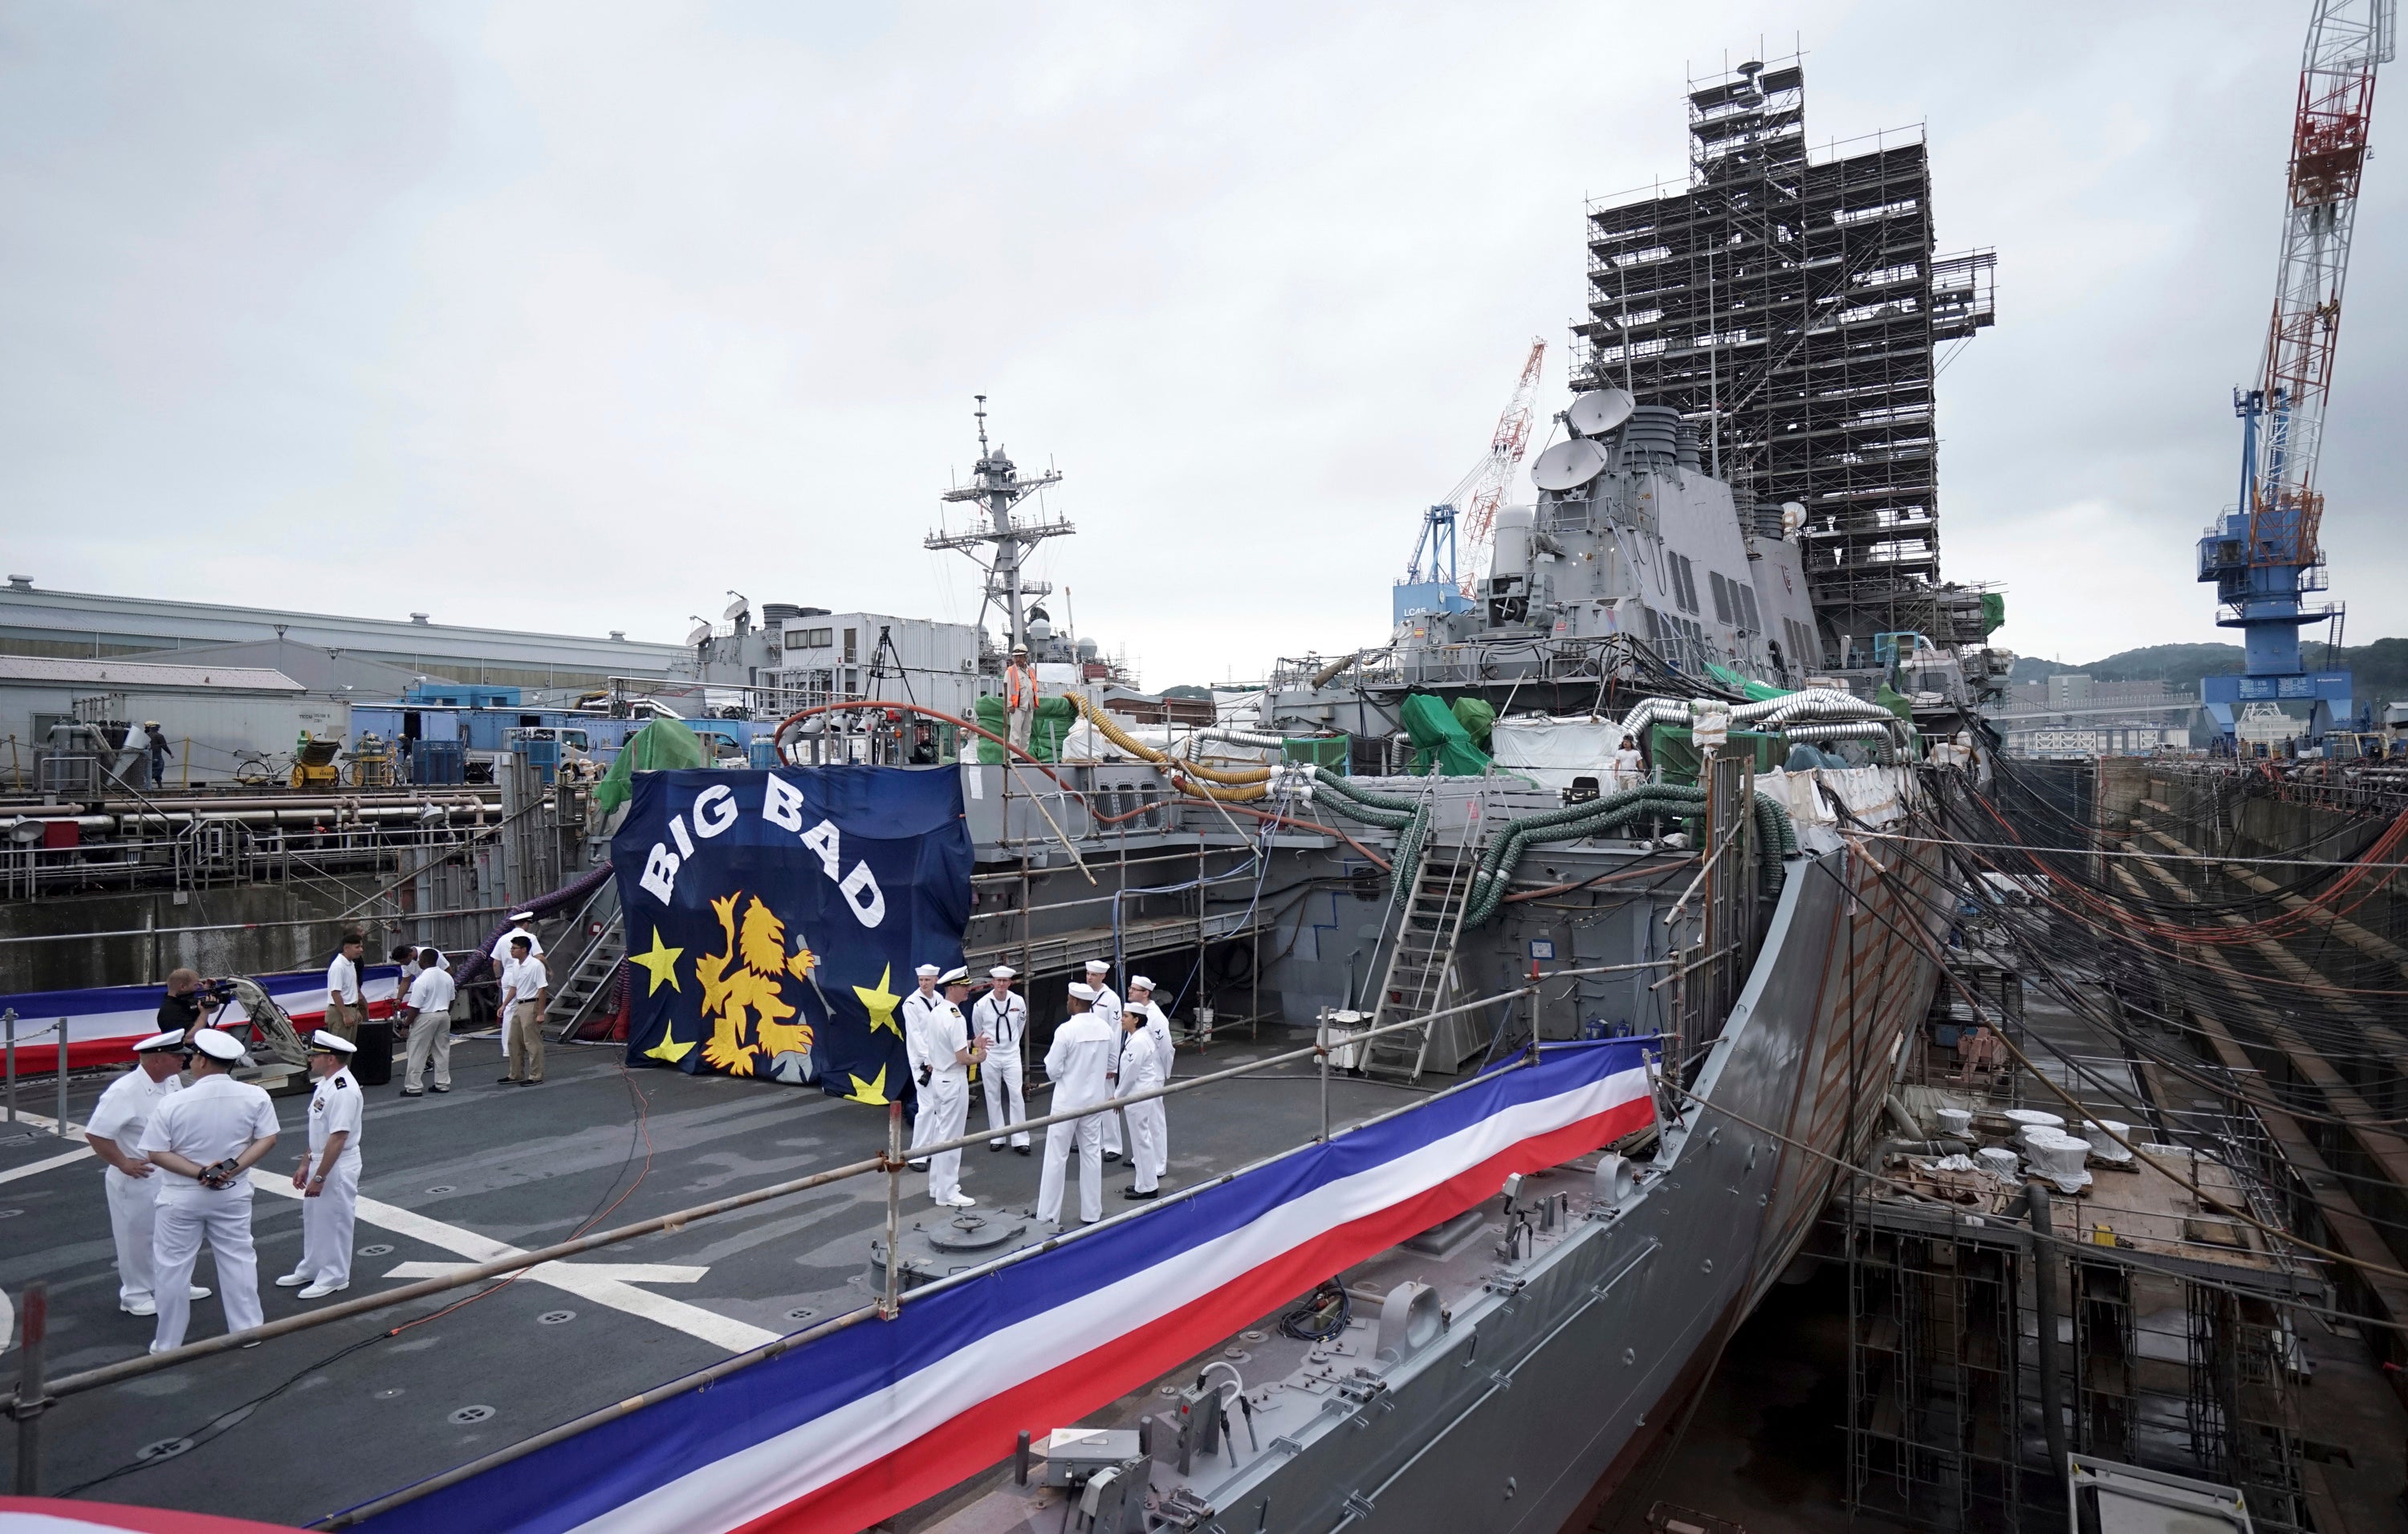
left=844, top=1064, right=890, bottom=1105
left=853, top=965, right=902, bottom=1038
left=630, top=929, right=683, bottom=996
left=645, top=1017, right=695, bottom=1064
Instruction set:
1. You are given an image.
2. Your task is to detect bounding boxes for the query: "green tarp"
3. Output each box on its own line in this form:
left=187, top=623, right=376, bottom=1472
left=973, top=694, right=1078, bottom=763
left=1875, top=682, right=1914, bottom=722
left=1281, top=736, right=1351, bottom=770
left=1979, top=592, right=2006, bottom=636
left=595, top=717, right=710, bottom=815
left=1449, top=697, right=1495, bottom=747
left=1706, top=663, right=1792, bottom=702
left=1644, top=723, right=1783, bottom=787
left=1402, top=693, right=1491, bottom=776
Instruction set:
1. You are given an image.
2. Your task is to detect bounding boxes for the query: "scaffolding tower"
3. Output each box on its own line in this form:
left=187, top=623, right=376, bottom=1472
left=1575, top=56, right=1996, bottom=659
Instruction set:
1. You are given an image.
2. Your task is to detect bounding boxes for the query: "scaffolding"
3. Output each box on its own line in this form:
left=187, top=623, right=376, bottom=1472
left=1845, top=969, right=2320, bottom=1532
left=1575, top=56, right=1996, bottom=657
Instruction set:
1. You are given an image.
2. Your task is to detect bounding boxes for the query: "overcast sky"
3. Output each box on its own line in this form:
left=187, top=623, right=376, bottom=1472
left=4, top=2, right=2402, bottom=686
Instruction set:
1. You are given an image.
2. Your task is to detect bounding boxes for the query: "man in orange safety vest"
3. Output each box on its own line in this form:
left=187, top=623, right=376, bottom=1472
left=1004, top=643, right=1039, bottom=755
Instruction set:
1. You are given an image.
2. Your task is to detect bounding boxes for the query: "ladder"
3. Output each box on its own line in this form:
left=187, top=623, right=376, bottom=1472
left=554, top=909, right=627, bottom=1042
left=1360, top=833, right=1479, bottom=1082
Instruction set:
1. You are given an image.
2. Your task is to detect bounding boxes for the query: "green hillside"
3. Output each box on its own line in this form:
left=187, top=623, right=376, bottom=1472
left=2011, top=638, right=2408, bottom=702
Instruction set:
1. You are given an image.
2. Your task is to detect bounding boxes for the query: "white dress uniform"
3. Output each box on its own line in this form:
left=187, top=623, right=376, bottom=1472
left=1117, top=1026, right=1165, bottom=1195
left=139, top=1072, right=279, bottom=1353
left=922, top=1001, right=974, bottom=1206
left=1038, top=1007, right=1118, bottom=1226
left=1130, top=995, right=1174, bottom=1178
left=1087, top=982, right=1125, bottom=1156
left=489, top=924, right=546, bottom=962
left=295, top=1064, right=364, bottom=1290
left=900, top=984, right=946, bottom=1158
left=87, top=1063, right=184, bottom=1312
left=973, top=990, right=1031, bottom=1149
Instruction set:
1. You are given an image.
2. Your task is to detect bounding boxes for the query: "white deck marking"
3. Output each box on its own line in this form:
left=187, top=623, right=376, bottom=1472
left=246, top=1170, right=779, bottom=1352
left=0, top=1109, right=95, bottom=1184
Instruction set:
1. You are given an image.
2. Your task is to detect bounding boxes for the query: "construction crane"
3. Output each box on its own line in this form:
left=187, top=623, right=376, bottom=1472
left=2198, top=0, right=2394, bottom=745
left=1394, top=339, right=1546, bottom=625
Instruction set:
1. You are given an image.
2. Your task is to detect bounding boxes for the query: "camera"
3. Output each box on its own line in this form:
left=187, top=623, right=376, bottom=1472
left=197, top=976, right=240, bottom=1006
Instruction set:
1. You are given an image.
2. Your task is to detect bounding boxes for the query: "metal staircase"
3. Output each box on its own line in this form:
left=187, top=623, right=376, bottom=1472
left=1360, top=834, right=1479, bottom=1082
left=554, top=905, right=626, bottom=1043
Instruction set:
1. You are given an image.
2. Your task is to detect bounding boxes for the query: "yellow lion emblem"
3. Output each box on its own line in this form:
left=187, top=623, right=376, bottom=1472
left=696, top=892, right=820, bottom=1076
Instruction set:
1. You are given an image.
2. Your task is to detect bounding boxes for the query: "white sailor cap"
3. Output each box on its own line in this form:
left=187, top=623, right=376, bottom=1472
left=938, top=966, right=970, bottom=987
left=1084, top=960, right=1110, bottom=975
left=914, top=963, right=942, bottom=979
left=509, top=910, right=537, bottom=922
left=189, top=1028, right=243, bottom=1063
left=1067, top=983, right=1097, bottom=1002
left=1127, top=975, right=1156, bottom=992
left=307, top=1029, right=357, bottom=1055
left=988, top=966, right=1017, bottom=980
left=132, top=1030, right=187, bottom=1055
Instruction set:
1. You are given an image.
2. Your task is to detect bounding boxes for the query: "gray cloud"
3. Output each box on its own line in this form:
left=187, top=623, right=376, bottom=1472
left=3, top=2, right=2400, bottom=683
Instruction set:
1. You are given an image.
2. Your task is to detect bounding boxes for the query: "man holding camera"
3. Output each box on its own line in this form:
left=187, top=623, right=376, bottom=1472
left=138, top=1028, right=279, bottom=1353
left=157, top=968, right=210, bottom=1039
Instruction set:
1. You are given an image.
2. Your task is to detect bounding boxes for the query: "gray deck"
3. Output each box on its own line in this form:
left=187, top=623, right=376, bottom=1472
left=0, top=1029, right=1419, bottom=1528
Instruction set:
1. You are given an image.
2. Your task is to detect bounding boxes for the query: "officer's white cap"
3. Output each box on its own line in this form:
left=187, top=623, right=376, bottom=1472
left=132, top=1030, right=187, bottom=1055
left=189, top=1028, right=243, bottom=1063
left=307, top=1029, right=357, bottom=1055
left=914, top=963, right=942, bottom=979
left=1067, top=983, right=1096, bottom=1001
left=1084, top=960, right=1110, bottom=975
left=988, top=966, right=1017, bottom=980
left=509, top=910, right=537, bottom=922
left=1128, top=975, right=1155, bottom=991
left=938, top=966, right=970, bottom=987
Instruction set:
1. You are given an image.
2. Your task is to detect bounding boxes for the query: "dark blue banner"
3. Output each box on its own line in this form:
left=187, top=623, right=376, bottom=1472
left=609, top=767, right=972, bottom=1102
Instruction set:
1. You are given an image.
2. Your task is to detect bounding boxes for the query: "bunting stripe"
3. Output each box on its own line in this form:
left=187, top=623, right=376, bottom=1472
left=0, top=968, right=404, bottom=1072
left=354, top=1039, right=1654, bottom=1534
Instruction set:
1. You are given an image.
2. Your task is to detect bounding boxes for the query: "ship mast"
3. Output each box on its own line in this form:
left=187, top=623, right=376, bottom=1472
left=924, top=396, right=1073, bottom=655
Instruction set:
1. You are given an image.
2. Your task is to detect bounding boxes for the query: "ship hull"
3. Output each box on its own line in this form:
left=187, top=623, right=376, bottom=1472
left=1217, top=833, right=1946, bottom=1534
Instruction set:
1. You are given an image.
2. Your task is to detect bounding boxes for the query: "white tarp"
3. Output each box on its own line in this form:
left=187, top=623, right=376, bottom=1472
left=1490, top=716, right=1634, bottom=792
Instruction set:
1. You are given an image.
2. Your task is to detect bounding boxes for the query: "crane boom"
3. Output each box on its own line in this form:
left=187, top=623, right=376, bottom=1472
left=2199, top=0, right=2393, bottom=739
left=1452, top=339, right=1547, bottom=596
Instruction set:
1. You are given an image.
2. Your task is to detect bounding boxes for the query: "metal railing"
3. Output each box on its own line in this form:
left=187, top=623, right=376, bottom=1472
left=2, top=983, right=1586, bottom=1514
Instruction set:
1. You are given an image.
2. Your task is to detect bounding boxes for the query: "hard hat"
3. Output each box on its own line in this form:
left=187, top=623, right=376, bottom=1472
left=144, top=720, right=161, bottom=730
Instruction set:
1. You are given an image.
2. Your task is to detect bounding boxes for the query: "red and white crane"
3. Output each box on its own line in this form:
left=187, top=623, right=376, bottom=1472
left=1449, top=339, right=1547, bottom=596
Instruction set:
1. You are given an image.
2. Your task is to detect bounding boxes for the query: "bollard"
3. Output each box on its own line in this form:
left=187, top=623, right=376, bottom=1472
left=4, top=1007, right=14, bottom=1124
left=53, top=1020, right=67, bottom=1137
left=11, top=1282, right=47, bottom=1495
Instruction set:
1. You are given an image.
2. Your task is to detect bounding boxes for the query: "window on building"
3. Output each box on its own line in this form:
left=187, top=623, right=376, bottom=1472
left=1737, top=584, right=1761, bottom=634
left=1708, top=571, right=1732, bottom=624
left=842, top=629, right=857, bottom=663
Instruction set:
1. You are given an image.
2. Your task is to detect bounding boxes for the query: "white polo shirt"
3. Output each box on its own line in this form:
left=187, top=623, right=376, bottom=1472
left=503, top=954, right=548, bottom=1005
left=405, top=966, right=458, bottom=1015
left=327, top=952, right=362, bottom=1007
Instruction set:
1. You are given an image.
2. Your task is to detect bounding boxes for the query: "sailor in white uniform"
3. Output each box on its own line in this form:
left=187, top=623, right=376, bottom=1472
left=1116, top=1003, right=1166, bottom=1201
left=973, top=966, right=1031, bottom=1153
left=922, top=968, right=982, bottom=1210
left=900, top=963, right=946, bottom=1167
left=138, top=1028, right=279, bottom=1353
left=1082, top=960, right=1126, bottom=1161
left=1124, top=976, right=1173, bottom=1181
left=84, top=1031, right=210, bottom=1317
left=1038, top=984, right=1117, bottom=1227
left=490, top=913, right=545, bottom=1064
left=278, top=1031, right=364, bottom=1299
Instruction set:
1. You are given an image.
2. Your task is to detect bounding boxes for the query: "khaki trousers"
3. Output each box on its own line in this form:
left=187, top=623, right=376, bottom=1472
left=404, top=1006, right=451, bottom=1091
left=506, top=1000, right=546, bottom=1082
left=326, top=999, right=362, bottom=1044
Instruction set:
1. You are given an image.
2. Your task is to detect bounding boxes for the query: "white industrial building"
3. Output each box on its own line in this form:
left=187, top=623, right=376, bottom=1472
left=0, top=656, right=348, bottom=792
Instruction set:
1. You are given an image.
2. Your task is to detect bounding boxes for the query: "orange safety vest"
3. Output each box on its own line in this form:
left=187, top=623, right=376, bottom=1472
left=1006, top=662, right=1039, bottom=710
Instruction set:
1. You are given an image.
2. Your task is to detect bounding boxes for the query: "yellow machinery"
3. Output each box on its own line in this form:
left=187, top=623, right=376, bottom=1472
left=348, top=732, right=397, bottom=788
left=290, top=733, right=342, bottom=789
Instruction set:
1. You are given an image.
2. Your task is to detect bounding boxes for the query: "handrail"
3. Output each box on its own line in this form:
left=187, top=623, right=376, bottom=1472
left=0, top=984, right=1539, bottom=1418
